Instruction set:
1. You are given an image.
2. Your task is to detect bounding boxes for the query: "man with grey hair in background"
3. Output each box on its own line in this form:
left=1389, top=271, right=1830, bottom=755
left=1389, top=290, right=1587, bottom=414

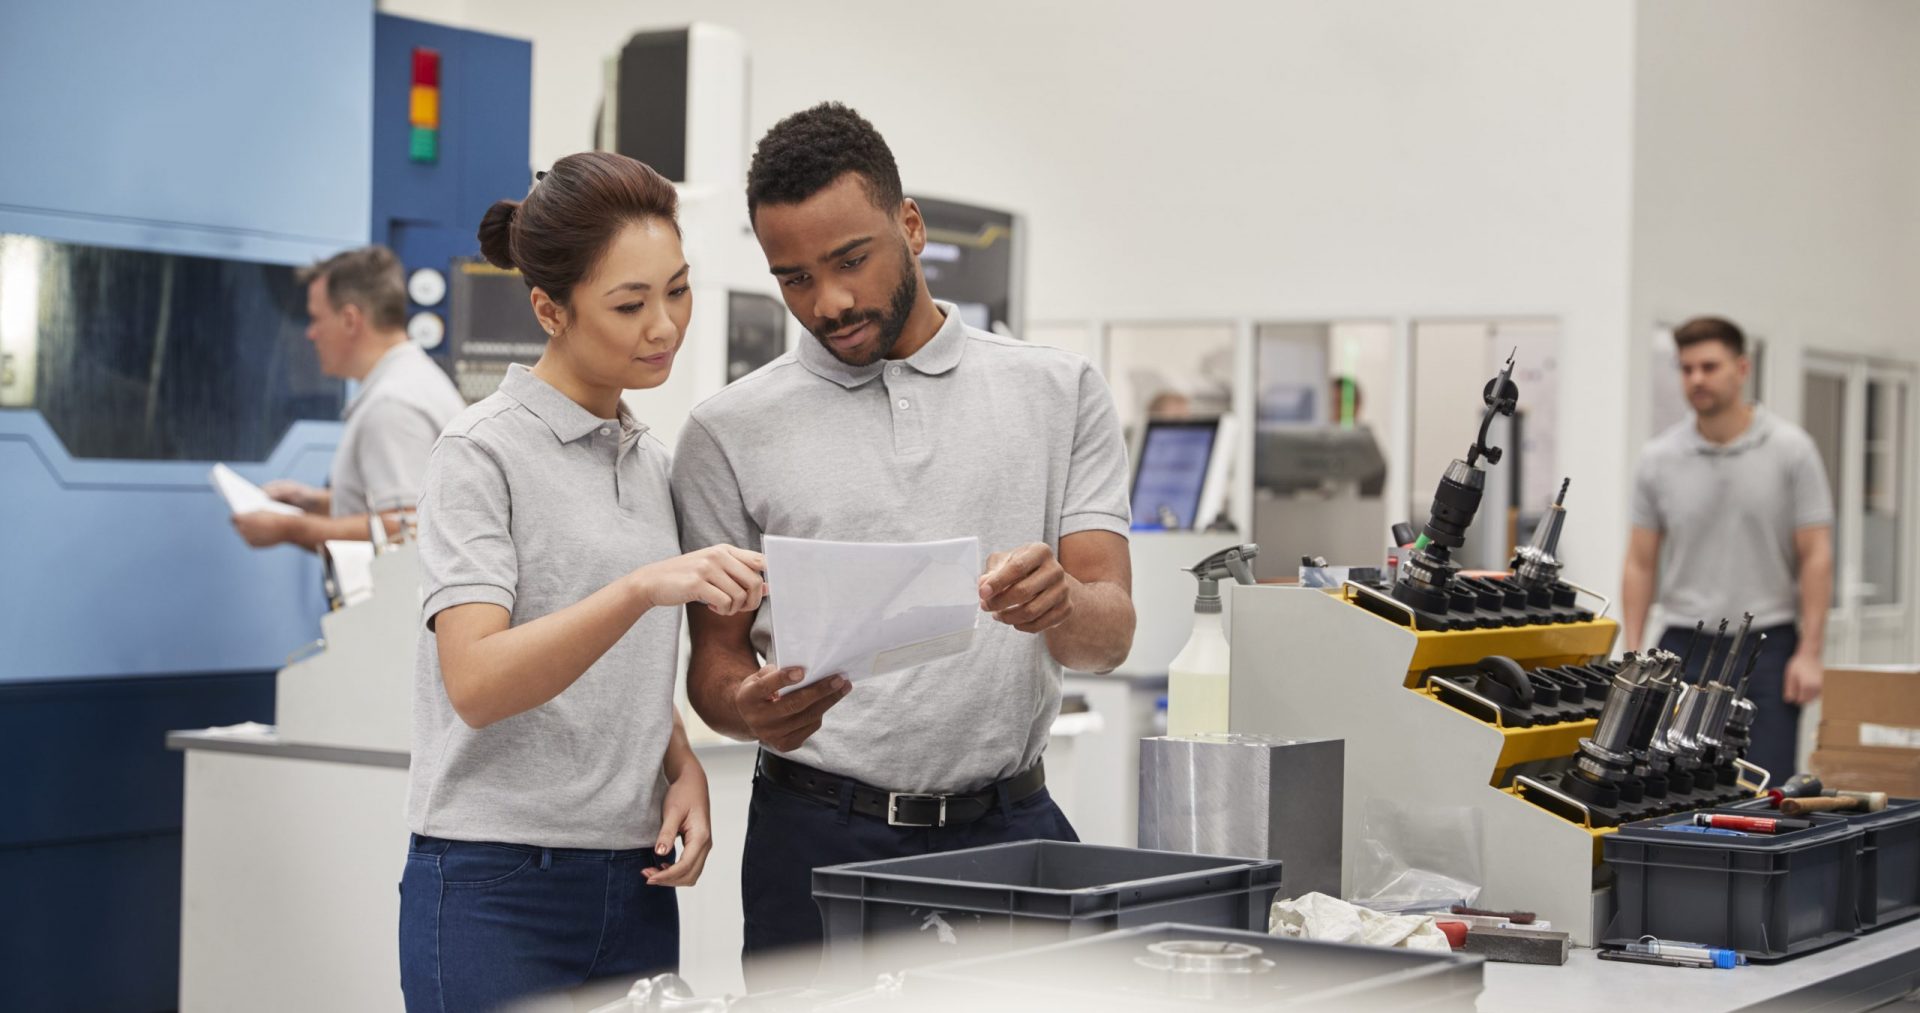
left=233, top=245, right=465, bottom=551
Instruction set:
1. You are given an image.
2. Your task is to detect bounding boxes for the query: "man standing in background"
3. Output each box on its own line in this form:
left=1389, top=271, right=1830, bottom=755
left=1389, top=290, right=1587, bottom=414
left=1621, top=316, right=1834, bottom=780
left=232, top=245, right=465, bottom=551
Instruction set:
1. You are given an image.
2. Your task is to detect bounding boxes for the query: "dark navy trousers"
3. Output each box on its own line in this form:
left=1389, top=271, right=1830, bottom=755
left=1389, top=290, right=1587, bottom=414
left=740, top=771, right=1079, bottom=992
left=1658, top=623, right=1802, bottom=783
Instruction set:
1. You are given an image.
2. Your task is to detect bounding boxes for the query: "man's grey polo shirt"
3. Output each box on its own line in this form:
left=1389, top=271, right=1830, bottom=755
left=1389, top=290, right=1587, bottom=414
left=1631, top=405, right=1833, bottom=631
left=408, top=365, right=681, bottom=850
left=332, top=340, right=467, bottom=516
left=672, top=302, right=1131, bottom=794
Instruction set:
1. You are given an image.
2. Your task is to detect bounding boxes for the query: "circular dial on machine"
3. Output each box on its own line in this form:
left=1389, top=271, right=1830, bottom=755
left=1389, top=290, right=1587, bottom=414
left=407, top=311, right=446, bottom=349
left=408, top=267, right=447, bottom=307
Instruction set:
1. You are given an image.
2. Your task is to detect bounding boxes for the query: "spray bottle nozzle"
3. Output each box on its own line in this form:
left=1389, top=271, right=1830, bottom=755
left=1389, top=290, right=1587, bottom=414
left=1187, top=544, right=1259, bottom=611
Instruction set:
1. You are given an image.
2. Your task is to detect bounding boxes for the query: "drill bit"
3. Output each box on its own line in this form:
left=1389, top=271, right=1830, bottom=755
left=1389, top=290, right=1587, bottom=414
left=1676, top=620, right=1705, bottom=672
left=1736, top=633, right=1767, bottom=697
left=1695, top=619, right=1729, bottom=687
left=1717, top=613, right=1754, bottom=685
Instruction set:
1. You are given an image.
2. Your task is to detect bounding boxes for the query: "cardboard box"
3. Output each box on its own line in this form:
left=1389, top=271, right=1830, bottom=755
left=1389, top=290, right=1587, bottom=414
left=1810, top=747, right=1920, bottom=798
left=1818, top=667, right=1920, bottom=779
left=1821, top=666, right=1920, bottom=729
left=1821, top=720, right=1920, bottom=751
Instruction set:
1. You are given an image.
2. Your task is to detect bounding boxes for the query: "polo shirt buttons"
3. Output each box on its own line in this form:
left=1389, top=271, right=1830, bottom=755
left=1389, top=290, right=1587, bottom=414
left=890, top=366, right=904, bottom=377
left=600, top=427, right=612, bottom=436
left=896, top=399, right=910, bottom=410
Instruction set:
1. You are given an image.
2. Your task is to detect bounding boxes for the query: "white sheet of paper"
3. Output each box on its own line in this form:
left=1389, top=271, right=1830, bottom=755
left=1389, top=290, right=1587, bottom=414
left=323, top=540, right=377, bottom=607
left=210, top=463, right=302, bottom=517
left=763, top=535, right=981, bottom=695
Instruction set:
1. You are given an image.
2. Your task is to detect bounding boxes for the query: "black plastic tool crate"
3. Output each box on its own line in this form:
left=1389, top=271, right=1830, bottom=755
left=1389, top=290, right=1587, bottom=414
left=1726, top=795, right=1920, bottom=930
left=812, top=841, right=1282, bottom=980
left=1837, top=798, right=1920, bottom=929
left=1604, top=808, right=1863, bottom=961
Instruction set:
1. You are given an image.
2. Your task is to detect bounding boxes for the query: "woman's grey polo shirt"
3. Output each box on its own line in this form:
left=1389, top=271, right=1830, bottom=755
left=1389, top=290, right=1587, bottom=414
left=408, top=365, right=681, bottom=850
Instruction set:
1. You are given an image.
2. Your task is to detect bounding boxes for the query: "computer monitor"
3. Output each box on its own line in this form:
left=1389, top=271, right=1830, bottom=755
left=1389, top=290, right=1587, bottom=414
left=1131, top=419, right=1222, bottom=530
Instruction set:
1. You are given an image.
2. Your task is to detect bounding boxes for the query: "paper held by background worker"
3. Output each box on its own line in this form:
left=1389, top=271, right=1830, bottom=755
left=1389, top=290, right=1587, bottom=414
left=209, top=463, right=302, bottom=517
left=763, top=535, right=981, bottom=696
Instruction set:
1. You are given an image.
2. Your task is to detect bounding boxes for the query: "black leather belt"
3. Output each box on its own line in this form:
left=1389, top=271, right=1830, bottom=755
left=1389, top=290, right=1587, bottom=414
left=757, top=751, right=1046, bottom=828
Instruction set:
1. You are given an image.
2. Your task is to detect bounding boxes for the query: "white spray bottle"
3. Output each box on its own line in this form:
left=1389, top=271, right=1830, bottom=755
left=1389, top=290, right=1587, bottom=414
left=1166, top=544, right=1258, bottom=737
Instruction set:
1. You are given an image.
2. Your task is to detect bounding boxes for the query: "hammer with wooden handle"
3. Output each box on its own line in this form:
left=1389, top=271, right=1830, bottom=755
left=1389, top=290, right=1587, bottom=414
left=1781, top=792, right=1888, bottom=816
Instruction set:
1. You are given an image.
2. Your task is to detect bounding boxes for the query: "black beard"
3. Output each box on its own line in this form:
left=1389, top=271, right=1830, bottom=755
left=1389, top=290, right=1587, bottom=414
left=810, top=244, right=920, bottom=367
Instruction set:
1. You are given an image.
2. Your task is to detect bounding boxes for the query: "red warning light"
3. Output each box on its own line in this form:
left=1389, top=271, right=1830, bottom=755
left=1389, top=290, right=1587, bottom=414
left=411, top=48, right=440, bottom=89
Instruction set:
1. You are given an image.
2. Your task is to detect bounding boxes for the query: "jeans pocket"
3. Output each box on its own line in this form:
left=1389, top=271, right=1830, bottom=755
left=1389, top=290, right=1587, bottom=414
left=439, top=842, right=536, bottom=889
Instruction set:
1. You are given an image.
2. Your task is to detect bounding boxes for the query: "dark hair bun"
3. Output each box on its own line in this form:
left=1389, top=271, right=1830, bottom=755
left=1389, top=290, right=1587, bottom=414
left=477, top=199, right=520, bottom=270
left=481, top=152, right=679, bottom=306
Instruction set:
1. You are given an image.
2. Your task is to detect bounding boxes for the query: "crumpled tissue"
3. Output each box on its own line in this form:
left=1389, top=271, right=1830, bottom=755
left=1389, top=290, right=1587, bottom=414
left=1270, top=892, right=1453, bottom=952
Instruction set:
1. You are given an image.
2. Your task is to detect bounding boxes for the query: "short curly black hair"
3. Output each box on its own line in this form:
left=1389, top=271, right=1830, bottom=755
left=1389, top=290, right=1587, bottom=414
left=746, top=102, right=904, bottom=221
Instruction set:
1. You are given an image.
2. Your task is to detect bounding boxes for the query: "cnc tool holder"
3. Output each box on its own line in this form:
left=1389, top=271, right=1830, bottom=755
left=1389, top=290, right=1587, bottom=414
left=1227, top=583, right=1624, bottom=943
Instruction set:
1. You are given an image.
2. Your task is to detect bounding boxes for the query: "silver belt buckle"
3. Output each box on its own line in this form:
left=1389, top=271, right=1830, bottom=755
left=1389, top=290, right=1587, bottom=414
left=887, top=791, right=949, bottom=827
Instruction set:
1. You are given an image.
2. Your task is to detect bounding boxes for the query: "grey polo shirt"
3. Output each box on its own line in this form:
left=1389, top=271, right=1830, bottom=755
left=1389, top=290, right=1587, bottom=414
left=331, top=341, right=467, bottom=517
left=408, top=365, right=681, bottom=850
left=672, top=302, right=1131, bottom=794
left=1631, top=405, right=1833, bottom=631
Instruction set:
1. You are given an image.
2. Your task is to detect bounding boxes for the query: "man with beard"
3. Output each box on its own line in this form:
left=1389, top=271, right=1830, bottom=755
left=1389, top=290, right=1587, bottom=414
left=670, top=102, right=1136, bottom=988
left=1622, top=316, right=1833, bottom=782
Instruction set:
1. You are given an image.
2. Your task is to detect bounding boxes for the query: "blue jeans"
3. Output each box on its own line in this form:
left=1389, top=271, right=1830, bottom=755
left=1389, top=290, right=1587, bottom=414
left=740, top=770, right=1079, bottom=992
left=398, top=834, right=679, bottom=1013
left=1658, top=623, right=1801, bottom=783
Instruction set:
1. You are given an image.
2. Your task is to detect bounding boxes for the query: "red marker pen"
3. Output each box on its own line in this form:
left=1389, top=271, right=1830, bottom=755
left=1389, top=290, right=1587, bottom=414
left=1693, top=813, right=1810, bottom=834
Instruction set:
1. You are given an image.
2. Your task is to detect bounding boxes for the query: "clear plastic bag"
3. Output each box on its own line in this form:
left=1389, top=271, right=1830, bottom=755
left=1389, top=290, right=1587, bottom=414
left=1347, top=796, right=1484, bottom=913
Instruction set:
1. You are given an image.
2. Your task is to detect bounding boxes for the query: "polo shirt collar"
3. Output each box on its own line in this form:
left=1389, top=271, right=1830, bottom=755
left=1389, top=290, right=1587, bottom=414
left=796, top=300, right=968, bottom=389
left=343, top=341, right=414, bottom=419
left=500, top=363, right=644, bottom=444
left=1687, top=404, right=1775, bottom=455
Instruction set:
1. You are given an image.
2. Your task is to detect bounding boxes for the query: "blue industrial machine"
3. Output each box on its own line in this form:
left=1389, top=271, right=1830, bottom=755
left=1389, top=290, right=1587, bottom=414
left=0, top=5, right=530, bottom=1009
left=371, top=14, right=537, bottom=401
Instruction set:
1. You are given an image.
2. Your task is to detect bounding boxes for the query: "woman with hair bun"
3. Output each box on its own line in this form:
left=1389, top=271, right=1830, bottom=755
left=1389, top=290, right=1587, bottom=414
left=398, top=152, right=760, bottom=1011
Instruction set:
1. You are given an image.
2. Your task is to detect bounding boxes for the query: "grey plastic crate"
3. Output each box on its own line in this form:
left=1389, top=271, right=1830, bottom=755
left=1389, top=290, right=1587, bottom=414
left=1724, top=795, right=1920, bottom=931
left=902, top=922, right=1484, bottom=1011
left=812, top=841, right=1282, bottom=979
left=1604, top=808, right=1864, bottom=961
left=1840, top=798, right=1920, bottom=929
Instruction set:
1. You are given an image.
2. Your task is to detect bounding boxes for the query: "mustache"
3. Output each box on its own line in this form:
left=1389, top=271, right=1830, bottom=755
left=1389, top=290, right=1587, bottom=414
left=815, top=309, right=884, bottom=339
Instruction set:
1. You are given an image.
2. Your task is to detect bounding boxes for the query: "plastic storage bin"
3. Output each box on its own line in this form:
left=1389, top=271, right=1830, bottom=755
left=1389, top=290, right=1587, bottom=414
left=1839, top=798, right=1920, bottom=930
left=812, top=841, right=1283, bottom=979
left=903, top=922, right=1484, bottom=1012
left=1726, top=795, right=1920, bottom=931
left=1603, top=808, right=1863, bottom=961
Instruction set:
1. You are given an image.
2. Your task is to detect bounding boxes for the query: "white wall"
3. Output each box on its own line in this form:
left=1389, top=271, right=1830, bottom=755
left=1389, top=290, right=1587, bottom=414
left=378, top=0, right=1641, bottom=583
left=1629, top=0, right=1920, bottom=666
left=1630, top=0, right=1920, bottom=437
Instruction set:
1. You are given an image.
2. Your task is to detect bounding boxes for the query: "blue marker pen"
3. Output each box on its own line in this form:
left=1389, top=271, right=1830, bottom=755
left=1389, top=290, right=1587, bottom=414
left=1627, top=937, right=1745, bottom=968
left=1664, top=824, right=1755, bottom=838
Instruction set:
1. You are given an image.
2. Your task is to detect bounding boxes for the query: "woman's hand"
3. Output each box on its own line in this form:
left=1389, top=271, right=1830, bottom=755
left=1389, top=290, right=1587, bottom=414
left=644, top=763, right=712, bottom=887
left=634, top=545, right=767, bottom=616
